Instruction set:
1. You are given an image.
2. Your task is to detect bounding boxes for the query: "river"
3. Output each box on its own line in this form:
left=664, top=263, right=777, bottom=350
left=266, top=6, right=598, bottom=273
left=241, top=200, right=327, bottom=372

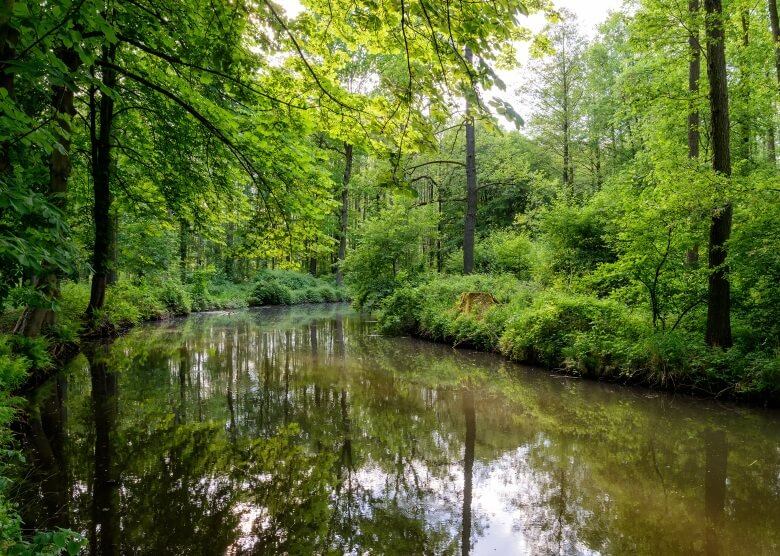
left=16, top=304, right=780, bottom=555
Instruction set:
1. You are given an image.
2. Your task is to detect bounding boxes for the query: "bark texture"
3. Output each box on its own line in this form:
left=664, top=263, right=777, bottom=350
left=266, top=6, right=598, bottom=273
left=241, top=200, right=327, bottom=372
left=704, top=0, right=733, bottom=348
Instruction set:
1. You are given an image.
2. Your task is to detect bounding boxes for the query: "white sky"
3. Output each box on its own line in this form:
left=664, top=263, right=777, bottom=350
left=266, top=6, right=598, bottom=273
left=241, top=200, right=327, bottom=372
left=274, top=0, right=625, bottom=127
left=276, top=0, right=624, bottom=35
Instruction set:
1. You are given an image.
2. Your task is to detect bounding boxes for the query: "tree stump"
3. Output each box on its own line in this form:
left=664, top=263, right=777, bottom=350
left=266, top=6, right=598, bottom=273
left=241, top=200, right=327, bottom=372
left=457, top=292, right=498, bottom=318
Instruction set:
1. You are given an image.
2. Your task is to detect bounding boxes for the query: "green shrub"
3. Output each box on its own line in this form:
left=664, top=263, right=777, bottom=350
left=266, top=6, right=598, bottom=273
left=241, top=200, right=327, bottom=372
left=249, top=279, right=292, bottom=306
left=499, top=293, right=637, bottom=368
left=156, top=280, right=192, bottom=315
left=378, top=273, right=532, bottom=347
left=249, top=270, right=345, bottom=307
left=204, top=282, right=251, bottom=310
left=256, top=269, right=318, bottom=291
left=104, top=282, right=166, bottom=327
left=189, top=269, right=214, bottom=312
left=315, top=285, right=338, bottom=303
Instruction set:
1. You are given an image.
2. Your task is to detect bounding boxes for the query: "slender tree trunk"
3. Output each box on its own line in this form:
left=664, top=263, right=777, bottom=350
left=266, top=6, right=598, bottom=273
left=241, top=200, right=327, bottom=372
left=689, top=0, right=701, bottom=159
left=179, top=219, right=188, bottom=282
left=738, top=11, right=751, bottom=164
left=463, top=46, right=477, bottom=275
left=563, top=119, right=570, bottom=187
left=87, top=46, right=118, bottom=320
left=336, top=143, right=352, bottom=287
left=107, top=206, right=118, bottom=285
left=768, top=0, right=780, bottom=163
left=704, top=0, right=733, bottom=348
left=687, top=0, right=701, bottom=266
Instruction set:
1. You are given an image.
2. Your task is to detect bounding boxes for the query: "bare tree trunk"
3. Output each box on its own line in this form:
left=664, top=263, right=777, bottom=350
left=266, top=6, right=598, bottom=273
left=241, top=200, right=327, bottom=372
left=87, top=46, right=118, bottom=320
left=336, top=143, right=352, bottom=287
left=463, top=46, right=477, bottom=275
left=704, top=0, right=733, bottom=348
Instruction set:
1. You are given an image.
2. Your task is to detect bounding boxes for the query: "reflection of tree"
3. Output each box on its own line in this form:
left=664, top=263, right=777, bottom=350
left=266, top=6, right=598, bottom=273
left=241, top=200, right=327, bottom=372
left=19, top=373, right=70, bottom=531
left=461, top=389, right=475, bottom=556
left=86, top=344, right=120, bottom=556
left=704, top=429, right=728, bottom=556
left=14, top=305, right=780, bottom=555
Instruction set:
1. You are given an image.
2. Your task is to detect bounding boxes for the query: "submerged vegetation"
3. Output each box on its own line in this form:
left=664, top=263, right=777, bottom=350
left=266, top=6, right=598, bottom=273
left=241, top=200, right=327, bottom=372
left=1, top=0, right=780, bottom=550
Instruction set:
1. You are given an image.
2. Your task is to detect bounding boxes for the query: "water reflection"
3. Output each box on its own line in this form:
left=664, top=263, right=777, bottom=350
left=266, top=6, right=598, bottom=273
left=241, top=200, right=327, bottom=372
left=15, top=304, right=780, bottom=555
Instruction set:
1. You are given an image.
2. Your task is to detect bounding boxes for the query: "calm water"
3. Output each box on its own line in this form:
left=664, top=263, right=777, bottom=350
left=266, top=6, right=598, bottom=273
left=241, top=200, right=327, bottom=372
left=16, top=304, right=780, bottom=555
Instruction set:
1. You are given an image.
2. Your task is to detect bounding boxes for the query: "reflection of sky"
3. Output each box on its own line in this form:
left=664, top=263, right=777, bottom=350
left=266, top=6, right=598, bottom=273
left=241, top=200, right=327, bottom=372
left=49, top=308, right=780, bottom=556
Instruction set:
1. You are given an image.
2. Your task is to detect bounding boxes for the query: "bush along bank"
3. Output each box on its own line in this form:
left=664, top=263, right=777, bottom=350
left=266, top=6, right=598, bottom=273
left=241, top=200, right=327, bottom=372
left=374, top=274, right=780, bottom=405
left=249, top=270, right=348, bottom=307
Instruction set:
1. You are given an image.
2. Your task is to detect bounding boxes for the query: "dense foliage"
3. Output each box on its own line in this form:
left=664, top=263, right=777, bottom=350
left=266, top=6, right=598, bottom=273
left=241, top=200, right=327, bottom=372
left=1, top=0, right=780, bottom=549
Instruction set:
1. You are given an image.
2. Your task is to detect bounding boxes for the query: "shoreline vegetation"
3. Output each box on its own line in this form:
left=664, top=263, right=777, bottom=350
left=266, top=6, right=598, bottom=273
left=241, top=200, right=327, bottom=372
left=0, top=270, right=346, bottom=553
left=358, top=273, right=780, bottom=407
left=3, top=0, right=780, bottom=551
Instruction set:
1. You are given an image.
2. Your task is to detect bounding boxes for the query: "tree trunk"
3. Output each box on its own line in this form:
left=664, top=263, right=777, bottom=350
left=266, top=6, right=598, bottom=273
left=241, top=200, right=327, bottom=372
left=768, top=0, right=780, bottom=163
left=86, top=46, right=118, bottom=320
left=769, top=0, right=780, bottom=82
left=688, top=0, right=701, bottom=159
left=463, top=46, right=477, bottom=275
left=336, top=143, right=352, bottom=287
left=107, top=207, right=118, bottom=285
left=179, top=219, right=188, bottom=282
left=686, top=0, right=701, bottom=266
left=16, top=46, right=80, bottom=337
left=704, top=0, right=733, bottom=348
left=738, top=11, right=751, bottom=164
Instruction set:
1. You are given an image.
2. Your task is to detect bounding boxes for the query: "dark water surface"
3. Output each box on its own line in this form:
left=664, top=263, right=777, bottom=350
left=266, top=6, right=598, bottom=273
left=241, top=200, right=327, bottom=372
left=17, top=304, right=780, bottom=555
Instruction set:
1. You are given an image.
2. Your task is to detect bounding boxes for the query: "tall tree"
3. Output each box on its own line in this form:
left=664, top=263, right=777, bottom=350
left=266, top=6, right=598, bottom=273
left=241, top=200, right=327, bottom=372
left=526, top=10, right=587, bottom=195
left=689, top=0, right=701, bottom=160
left=769, top=0, right=780, bottom=161
left=687, top=0, right=701, bottom=266
left=704, top=0, right=733, bottom=348
left=463, top=46, right=477, bottom=275
left=336, top=143, right=353, bottom=287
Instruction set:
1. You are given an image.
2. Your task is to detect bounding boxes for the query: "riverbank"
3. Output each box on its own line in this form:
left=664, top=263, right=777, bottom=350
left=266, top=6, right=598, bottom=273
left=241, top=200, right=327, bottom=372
left=0, top=270, right=348, bottom=553
left=373, top=274, right=780, bottom=406
left=13, top=305, right=780, bottom=554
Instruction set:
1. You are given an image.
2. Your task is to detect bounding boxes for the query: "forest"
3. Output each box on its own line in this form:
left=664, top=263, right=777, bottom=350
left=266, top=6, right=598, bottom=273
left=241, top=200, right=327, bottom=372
left=1, top=0, right=780, bottom=552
